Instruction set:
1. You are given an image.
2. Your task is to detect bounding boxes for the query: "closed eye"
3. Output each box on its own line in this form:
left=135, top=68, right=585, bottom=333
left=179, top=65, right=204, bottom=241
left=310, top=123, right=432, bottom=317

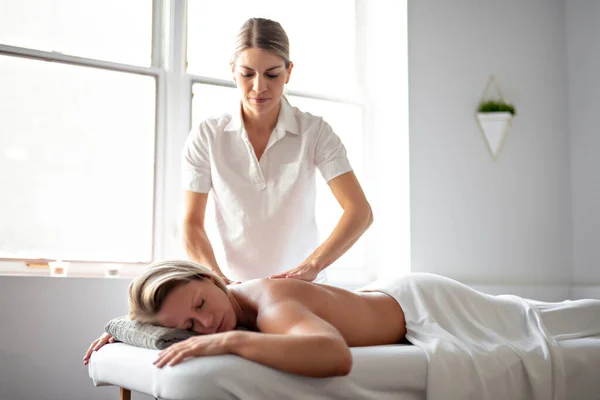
left=187, top=299, right=205, bottom=331
left=240, top=73, right=279, bottom=79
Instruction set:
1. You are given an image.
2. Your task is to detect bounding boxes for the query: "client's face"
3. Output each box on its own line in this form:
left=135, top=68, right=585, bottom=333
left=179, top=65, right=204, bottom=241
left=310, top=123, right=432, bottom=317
left=156, top=278, right=236, bottom=334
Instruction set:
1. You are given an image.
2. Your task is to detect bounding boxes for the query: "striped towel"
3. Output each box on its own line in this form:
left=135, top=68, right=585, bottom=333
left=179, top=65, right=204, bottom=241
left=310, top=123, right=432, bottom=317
left=104, top=315, right=197, bottom=350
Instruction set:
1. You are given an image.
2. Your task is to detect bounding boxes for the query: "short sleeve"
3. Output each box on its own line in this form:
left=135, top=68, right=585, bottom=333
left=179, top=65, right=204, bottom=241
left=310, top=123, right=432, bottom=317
left=181, top=123, right=212, bottom=193
left=315, top=119, right=353, bottom=182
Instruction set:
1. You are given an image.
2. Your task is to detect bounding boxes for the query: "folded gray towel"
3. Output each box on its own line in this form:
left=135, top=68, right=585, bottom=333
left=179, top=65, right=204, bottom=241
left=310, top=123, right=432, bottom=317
left=104, top=315, right=197, bottom=350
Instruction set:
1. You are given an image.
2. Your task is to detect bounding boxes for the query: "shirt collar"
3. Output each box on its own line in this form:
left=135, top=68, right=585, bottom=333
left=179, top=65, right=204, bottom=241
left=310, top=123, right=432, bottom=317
left=224, top=98, right=299, bottom=136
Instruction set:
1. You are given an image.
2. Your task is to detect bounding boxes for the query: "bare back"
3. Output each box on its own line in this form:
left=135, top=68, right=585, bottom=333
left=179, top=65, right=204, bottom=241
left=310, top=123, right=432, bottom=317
left=233, top=279, right=407, bottom=347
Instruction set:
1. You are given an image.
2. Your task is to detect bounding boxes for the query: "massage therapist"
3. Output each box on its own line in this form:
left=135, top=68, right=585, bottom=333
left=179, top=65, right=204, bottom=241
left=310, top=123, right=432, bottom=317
left=181, top=18, right=372, bottom=284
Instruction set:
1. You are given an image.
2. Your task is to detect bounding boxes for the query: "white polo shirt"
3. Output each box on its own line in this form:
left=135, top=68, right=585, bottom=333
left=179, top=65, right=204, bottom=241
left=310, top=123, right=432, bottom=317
left=182, top=99, right=352, bottom=282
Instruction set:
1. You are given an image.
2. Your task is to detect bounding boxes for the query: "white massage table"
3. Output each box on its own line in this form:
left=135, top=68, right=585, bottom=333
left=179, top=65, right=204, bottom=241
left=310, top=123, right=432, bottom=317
left=89, top=336, right=600, bottom=400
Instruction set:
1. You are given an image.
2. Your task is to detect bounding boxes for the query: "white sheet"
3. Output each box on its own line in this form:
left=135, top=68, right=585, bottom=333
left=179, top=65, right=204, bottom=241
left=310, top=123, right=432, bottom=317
left=90, top=343, right=428, bottom=400
left=361, top=273, right=600, bottom=400
left=89, top=336, right=600, bottom=400
left=561, top=337, right=600, bottom=399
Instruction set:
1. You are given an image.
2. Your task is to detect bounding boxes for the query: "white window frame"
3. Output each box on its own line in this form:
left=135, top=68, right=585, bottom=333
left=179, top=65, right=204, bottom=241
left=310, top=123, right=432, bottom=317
left=0, top=0, right=166, bottom=267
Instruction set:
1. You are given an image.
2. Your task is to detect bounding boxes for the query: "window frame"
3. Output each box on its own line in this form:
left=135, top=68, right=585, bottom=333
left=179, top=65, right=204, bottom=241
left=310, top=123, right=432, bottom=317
left=0, top=0, right=166, bottom=265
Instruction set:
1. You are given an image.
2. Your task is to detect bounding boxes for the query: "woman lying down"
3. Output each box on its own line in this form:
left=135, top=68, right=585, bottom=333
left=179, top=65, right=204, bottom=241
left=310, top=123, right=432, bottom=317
left=84, top=259, right=407, bottom=377
left=83, top=260, right=600, bottom=399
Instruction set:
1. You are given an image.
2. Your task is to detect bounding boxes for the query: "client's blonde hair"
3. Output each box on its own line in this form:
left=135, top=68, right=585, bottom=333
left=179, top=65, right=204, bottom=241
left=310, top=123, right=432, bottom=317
left=128, top=260, right=228, bottom=324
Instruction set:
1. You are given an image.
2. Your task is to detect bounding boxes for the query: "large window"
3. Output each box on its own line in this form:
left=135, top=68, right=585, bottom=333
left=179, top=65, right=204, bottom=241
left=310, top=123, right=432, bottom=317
left=1, top=0, right=409, bottom=283
left=0, top=56, right=156, bottom=262
left=0, top=1, right=158, bottom=263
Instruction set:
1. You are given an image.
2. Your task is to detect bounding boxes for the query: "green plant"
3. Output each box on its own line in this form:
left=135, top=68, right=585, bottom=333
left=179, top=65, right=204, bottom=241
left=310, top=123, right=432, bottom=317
left=477, top=100, right=516, bottom=116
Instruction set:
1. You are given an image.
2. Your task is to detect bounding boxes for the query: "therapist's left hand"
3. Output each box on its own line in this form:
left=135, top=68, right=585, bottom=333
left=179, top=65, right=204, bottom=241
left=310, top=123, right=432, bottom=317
left=269, top=260, right=321, bottom=282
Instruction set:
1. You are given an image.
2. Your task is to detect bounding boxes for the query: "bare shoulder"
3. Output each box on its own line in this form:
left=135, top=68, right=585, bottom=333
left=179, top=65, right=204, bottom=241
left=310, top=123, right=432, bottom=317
left=248, top=280, right=341, bottom=335
left=237, top=278, right=320, bottom=303
left=232, top=278, right=331, bottom=311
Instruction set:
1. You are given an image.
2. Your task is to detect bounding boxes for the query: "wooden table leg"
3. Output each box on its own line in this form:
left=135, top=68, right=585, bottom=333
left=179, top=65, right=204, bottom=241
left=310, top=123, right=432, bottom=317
left=120, top=387, right=131, bottom=400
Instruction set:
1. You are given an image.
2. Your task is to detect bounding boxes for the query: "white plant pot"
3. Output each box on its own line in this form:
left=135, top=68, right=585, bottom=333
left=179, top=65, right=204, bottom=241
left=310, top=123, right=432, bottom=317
left=476, top=112, right=513, bottom=159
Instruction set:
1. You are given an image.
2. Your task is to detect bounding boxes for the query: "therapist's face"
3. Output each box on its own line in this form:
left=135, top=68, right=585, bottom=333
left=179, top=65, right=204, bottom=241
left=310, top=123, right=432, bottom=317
left=231, top=47, right=293, bottom=118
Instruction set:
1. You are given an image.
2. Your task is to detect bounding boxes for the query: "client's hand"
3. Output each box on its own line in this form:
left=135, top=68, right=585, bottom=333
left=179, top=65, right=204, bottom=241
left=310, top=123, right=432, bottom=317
left=83, top=332, right=116, bottom=365
left=153, top=333, right=232, bottom=368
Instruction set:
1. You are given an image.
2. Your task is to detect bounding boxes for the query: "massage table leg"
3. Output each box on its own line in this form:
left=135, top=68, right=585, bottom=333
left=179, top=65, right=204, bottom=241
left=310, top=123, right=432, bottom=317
left=120, top=387, right=131, bottom=400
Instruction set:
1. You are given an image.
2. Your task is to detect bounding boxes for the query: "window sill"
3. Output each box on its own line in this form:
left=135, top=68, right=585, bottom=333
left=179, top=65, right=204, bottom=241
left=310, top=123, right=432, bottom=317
left=0, top=262, right=375, bottom=287
left=0, top=262, right=142, bottom=279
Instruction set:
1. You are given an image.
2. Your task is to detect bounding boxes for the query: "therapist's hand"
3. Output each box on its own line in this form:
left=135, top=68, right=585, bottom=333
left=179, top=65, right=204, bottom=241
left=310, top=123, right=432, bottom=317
left=219, top=275, right=241, bottom=285
left=269, top=260, right=321, bottom=282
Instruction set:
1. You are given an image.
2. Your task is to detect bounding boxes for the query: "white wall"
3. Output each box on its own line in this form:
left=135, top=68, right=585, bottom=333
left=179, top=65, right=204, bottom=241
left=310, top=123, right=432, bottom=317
left=566, top=1, right=600, bottom=288
left=408, top=0, right=572, bottom=285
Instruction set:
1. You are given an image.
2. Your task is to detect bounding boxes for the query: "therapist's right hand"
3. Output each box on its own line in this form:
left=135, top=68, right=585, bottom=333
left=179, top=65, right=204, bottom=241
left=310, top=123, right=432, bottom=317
left=83, top=332, right=115, bottom=365
left=220, top=275, right=241, bottom=285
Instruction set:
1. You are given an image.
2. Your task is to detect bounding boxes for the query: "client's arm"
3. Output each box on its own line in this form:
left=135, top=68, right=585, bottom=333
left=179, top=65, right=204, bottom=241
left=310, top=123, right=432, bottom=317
left=154, top=300, right=353, bottom=378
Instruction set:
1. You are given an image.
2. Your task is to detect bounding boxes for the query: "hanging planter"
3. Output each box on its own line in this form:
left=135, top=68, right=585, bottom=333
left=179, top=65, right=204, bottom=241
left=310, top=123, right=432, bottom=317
left=475, top=77, right=517, bottom=160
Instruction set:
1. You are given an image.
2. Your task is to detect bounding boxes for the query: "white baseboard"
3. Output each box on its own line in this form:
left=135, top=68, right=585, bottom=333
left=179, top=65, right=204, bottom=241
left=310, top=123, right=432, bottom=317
left=469, top=283, right=573, bottom=302
left=570, top=286, right=600, bottom=300
left=470, top=284, right=600, bottom=301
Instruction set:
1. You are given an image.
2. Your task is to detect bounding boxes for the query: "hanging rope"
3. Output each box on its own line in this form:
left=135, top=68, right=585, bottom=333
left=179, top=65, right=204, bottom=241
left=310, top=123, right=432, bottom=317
left=479, top=75, right=505, bottom=103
